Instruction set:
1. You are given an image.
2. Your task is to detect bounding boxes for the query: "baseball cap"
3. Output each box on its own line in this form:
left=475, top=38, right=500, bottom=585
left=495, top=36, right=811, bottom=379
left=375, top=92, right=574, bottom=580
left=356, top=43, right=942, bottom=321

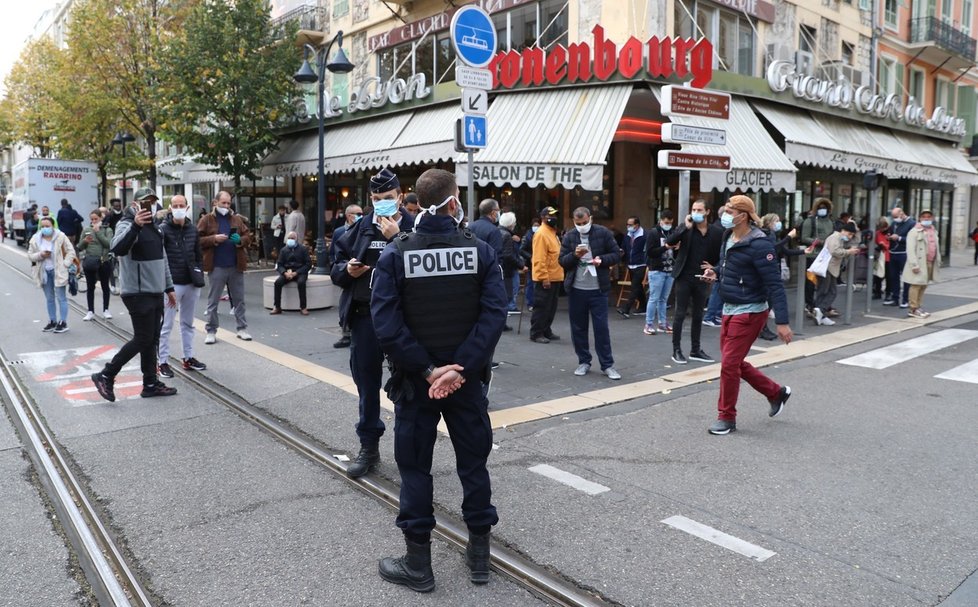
left=726, top=195, right=761, bottom=224
left=539, top=206, right=558, bottom=218
left=134, top=187, right=158, bottom=202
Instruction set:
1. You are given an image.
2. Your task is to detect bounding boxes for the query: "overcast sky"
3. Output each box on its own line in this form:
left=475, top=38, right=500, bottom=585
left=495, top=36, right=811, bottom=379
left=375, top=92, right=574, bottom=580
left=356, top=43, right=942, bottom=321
left=0, top=1, right=61, bottom=95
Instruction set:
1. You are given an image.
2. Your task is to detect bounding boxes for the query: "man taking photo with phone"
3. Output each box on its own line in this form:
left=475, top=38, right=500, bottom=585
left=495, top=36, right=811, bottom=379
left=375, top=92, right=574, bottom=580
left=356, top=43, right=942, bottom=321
left=198, top=190, right=252, bottom=343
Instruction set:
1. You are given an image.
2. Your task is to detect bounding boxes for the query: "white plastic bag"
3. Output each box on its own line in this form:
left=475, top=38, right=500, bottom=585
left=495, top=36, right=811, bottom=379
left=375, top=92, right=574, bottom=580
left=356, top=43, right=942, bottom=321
left=809, top=246, right=832, bottom=277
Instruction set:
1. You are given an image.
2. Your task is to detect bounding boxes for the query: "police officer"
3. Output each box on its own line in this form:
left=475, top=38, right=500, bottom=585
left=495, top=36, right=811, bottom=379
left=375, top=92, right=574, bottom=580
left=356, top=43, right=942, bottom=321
left=330, top=168, right=413, bottom=478
left=371, top=168, right=507, bottom=592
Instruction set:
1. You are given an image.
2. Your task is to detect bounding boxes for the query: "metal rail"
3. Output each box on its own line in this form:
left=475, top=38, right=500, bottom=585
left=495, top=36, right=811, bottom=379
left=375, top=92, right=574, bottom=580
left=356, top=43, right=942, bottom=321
left=0, top=252, right=615, bottom=607
left=0, top=352, right=153, bottom=606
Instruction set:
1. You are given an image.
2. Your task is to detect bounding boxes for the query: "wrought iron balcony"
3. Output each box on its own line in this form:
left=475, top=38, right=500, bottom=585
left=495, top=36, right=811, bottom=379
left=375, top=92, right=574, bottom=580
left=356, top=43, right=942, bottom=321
left=910, top=17, right=976, bottom=61
left=272, top=5, right=327, bottom=38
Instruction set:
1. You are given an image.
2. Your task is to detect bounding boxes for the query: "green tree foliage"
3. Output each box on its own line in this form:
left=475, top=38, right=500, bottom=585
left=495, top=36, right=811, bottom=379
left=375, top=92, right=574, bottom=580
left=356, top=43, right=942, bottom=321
left=157, top=0, right=299, bottom=195
left=67, top=0, right=193, bottom=189
left=3, top=38, right=61, bottom=158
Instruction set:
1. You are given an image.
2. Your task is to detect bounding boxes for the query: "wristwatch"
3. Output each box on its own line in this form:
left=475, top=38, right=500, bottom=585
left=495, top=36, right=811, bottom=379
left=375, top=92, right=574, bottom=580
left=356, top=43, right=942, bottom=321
left=423, top=364, right=435, bottom=379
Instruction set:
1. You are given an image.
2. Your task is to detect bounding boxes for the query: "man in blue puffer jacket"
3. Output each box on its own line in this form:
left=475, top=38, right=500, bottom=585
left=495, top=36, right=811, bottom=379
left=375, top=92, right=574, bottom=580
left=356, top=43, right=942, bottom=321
left=701, top=195, right=793, bottom=436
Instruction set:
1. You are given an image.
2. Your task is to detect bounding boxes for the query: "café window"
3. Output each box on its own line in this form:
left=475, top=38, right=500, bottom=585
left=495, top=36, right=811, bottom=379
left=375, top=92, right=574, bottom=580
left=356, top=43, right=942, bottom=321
left=377, top=36, right=455, bottom=85
left=494, top=0, right=568, bottom=51
left=694, top=3, right=755, bottom=76
left=910, top=67, right=926, bottom=105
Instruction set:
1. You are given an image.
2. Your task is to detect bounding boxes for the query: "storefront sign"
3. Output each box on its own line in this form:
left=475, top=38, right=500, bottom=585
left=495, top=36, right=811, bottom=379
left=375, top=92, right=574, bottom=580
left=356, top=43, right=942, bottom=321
left=766, top=60, right=967, bottom=137
left=657, top=150, right=731, bottom=171
left=699, top=169, right=797, bottom=192
left=710, top=0, right=776, bottom=23
left=368, top=0, right=533, bottom=52
left=489, top=25, right=713, bottom=89
left=457, top=162, right=605, bottom=190
left=295, top=73, right=433, bottom=121
left=785, top=142, right=968, bottom=183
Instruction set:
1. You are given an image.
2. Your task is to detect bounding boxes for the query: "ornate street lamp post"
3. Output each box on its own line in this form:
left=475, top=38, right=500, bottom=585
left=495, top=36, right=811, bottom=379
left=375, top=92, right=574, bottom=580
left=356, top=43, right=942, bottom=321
left=111, top=132, right=136, bottom=206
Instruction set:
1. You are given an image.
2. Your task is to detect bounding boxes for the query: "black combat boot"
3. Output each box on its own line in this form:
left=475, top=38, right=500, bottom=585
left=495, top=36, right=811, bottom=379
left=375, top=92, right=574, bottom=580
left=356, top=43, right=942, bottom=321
left=346, top=444, right=379, bottom=478
left=378, top=538, right=435, bottom=592
left=465, top=531, right=491, bottom=584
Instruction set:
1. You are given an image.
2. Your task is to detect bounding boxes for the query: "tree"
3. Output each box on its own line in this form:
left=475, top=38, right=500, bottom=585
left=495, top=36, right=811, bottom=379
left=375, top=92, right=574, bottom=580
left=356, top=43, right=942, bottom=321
left=66, top=0, right=193, bottom=189
left=157, top=0, right=299, bottom=196
left=2, top=38, right=62, bottom=158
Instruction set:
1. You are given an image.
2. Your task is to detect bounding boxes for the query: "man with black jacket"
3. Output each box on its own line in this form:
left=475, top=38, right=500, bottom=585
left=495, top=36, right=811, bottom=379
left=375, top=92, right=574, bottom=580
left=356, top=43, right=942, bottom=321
left=330, top=168, right=413, bottom=479
left=559, top=207, right=622, bottom=380
left=270, top=230, right=312, bottom=315
left=468, top=198, right=502, bottom=258
left=157, top=195, right=207, bottom=379
left=665, top=199, right=723, bottom=364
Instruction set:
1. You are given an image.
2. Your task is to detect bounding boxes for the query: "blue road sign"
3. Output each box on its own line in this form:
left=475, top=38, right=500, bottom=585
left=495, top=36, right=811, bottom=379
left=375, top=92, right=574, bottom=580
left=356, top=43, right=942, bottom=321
left=450, top=6, right=497, bottom=68
left=463, top=114, right=487, bottom=149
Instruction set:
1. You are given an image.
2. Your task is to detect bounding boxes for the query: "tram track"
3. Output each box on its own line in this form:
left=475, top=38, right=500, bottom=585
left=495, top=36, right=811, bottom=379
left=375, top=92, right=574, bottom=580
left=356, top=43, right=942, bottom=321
left=0, top=249, right=616, bottom=607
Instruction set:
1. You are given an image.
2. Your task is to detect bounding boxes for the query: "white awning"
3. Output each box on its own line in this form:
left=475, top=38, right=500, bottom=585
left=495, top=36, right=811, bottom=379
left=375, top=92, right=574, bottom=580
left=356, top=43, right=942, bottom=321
left=654, top=89, right=796, bottom=192
left=262, top=104, right=459, bottom=177
left=753, top=100, right=978, bottom=186
left=456, top=84, right=633, bottom=190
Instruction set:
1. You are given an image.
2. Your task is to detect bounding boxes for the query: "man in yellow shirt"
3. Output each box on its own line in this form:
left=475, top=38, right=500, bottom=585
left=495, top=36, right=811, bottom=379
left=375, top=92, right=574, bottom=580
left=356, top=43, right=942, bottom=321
left=529, top=206, right=565, bottom=343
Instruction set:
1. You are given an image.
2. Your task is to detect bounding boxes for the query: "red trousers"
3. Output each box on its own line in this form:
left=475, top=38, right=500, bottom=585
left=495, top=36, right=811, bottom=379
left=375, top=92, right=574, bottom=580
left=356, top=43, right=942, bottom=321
left=717, top=311, right=781, bottom=422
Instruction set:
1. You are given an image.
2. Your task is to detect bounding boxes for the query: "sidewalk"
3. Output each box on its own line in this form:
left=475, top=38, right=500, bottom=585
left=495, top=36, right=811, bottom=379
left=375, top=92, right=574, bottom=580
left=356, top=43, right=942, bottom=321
left=194, top=247, right=978, bottom=414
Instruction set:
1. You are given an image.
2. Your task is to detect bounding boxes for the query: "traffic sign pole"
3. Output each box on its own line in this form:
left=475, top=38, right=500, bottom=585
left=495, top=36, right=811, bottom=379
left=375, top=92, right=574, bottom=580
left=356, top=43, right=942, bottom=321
left=467, top=149, right=475, bottom=222
left=678, top=170, right=690, bottom=226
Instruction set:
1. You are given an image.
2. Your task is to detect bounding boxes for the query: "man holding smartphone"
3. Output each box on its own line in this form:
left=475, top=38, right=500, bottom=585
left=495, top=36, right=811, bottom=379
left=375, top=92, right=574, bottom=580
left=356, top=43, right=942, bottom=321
left=331, top=168, right=413, bottom=478
left=198, top=190, right=252, bottom=343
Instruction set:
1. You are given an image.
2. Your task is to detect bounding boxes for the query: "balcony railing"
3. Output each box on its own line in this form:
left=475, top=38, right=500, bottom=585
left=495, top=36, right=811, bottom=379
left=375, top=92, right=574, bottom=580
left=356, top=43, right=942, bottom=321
left=910, top=16, right=976, bottom=61
left=272, top=5, right=327, bottom=37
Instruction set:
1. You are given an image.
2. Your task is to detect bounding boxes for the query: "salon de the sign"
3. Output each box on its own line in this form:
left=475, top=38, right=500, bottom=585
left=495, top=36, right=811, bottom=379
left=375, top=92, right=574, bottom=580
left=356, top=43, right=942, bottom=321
left=767, top=60, right=967, bottom=137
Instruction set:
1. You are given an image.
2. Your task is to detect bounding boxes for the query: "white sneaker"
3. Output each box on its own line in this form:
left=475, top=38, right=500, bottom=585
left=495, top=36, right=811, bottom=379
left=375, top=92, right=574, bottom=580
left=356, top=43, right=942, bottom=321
left=236, top=330, right=252, bottom=341
left=205, top=333, right=216, bottom=344
left=574, top=363, right=590, bottom=376
left=82, top=311, right=95, bottom=321
left=605, top=367, right=622, bottom=380
left=819, top=316, right=836, bottom=326
left=102, top=309, right=112, bottom=319
left=813, top=307, right=824, bottom=325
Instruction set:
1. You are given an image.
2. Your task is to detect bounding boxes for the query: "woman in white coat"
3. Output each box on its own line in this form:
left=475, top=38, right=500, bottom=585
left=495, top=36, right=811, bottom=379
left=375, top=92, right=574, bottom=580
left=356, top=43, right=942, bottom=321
left=901, top=209, right=941, bottom=319
left=28, top=216, right=78, bottom=333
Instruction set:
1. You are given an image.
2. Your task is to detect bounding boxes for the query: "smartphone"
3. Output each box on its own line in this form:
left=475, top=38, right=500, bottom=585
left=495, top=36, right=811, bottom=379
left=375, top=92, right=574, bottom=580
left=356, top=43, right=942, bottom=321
left=140, top=200, right=155, bottom=213
left=348, top=260, right=364, bottom=268
left=229, top=227, right=238, bottom=236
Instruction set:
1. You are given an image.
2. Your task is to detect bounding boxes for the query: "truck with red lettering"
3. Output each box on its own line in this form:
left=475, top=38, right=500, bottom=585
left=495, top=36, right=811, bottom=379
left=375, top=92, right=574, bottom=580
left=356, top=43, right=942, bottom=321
left=3, top=158, right=99, bottom=246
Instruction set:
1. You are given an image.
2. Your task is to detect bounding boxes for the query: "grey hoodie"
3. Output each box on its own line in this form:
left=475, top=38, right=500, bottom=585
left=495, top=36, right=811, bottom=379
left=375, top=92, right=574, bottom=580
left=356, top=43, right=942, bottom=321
left=111, top=209, right=174, bottom=296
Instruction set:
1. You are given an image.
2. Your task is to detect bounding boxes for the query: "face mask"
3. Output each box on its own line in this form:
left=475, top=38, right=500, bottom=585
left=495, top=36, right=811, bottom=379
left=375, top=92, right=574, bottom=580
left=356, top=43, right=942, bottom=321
left=841, top=236, right=850, bottom=243
left=373, top=200, right=398, bottom=217
left=546, top=218, right=557, bottom=228
left=921, top=220, right=933, bottom=227
left=575, top=221, right=592, bottom=235
left=690, top=212, right=704, bottom=223
left=351, top=214, right=362, bottom=224
left=453, top=202, right=464, bottom=224
left=172, top=208, right=188, bottom=221
left=627, top=227, right=636, bottom=235
left=660, top=223, right=672, bottom=232
left=720, top=212, right=736, bottom=229
left=774, top=221, right=783, bottom=232
left=41, top=227, right=53, bottom=237
left=216, top=207, right=229, bottom=216
left=286, top=238, right=297, bottom=247
left=531, top=226, right=539, bottom=233
left=817, top=208, right=828, bottom=217
left=113, top=208, right=121, bottom=214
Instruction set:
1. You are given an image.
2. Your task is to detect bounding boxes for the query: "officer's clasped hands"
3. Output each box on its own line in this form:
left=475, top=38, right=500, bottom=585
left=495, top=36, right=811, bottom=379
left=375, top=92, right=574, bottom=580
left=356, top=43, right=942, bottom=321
left=426, top=364, right=465, bottom=400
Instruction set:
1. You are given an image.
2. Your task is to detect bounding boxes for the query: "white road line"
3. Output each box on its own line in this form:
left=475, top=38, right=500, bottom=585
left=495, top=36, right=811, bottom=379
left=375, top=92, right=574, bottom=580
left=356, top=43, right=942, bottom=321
left=528, top=464, right=610, bottom=496
left=935, top=359, right=978, bottom=384
left=836, top=329, right=978, bottom=369
left=662, top=515, right=776, bottom=562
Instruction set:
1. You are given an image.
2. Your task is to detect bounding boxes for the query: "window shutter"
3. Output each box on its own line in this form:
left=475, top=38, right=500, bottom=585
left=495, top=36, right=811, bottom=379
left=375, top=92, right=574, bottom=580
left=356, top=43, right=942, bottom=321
left=956, top=85, right=977, bottom=140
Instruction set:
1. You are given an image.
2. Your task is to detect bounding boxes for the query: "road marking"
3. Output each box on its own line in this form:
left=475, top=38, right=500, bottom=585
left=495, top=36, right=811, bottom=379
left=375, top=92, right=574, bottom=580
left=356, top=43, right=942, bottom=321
left=36, top=345, right=116, bottom=381
left=935, top=358, right=978, bottom=384
left=528, top=464, right=609, bottom=496
left=836, top=329, right=978, bottom=369
left=63, top=381, right=143, bottom=396
left=661, top=515, right=776, bottom=562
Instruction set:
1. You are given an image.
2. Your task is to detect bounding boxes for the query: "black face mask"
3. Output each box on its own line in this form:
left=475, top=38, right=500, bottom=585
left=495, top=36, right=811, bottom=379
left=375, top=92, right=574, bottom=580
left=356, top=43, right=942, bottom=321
left=546, top=217, right=557, bottom=228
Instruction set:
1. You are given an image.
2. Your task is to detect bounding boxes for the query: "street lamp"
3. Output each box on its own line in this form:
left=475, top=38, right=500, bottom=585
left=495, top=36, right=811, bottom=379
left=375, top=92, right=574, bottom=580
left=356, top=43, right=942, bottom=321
left=111, top=132, right=136, bottom=207
left=294, top=31, right=355, bottom=275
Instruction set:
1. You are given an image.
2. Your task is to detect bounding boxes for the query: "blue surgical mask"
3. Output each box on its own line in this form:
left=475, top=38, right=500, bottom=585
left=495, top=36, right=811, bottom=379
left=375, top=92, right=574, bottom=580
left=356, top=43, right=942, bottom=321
left=841, top=236, right=850, bottom=243
left=627, top=227, right=636, bottom=235
left=921, top=220, right=933, bottom=227
left=286, top=238, right=297, bottom=248
left=774, top=221, right=783, bottom=232
left=691, top=212, right=705, bottom=223
left=352, top=214, right=362, bottom=223
left=373, top=200, right=398, bottom=217
left=720, top=212, right=736, bottom=229
left=659, top=223, right=672, bottom=232
left=41, top=227, right=53, bottom=237
left=531, top=226, right=539, bottom=233
left=817, top=208, right=828, bottom=217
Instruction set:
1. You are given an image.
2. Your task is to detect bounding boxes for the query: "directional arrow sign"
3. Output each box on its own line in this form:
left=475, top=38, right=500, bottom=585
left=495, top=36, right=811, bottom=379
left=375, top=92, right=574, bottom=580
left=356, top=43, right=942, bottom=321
left=661, top=85, right=731, bottom=120
left=657, top=150, right=731, bottom=171
left=462, top=89, right=488, bottom=115
left=661, top=123, right=727, bottom=146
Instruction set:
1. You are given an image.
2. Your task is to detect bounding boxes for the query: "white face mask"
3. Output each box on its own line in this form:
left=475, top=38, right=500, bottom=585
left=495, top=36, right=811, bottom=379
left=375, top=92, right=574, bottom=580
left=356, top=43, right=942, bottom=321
left=575, top=221, right=592, bottom=235
left=172, top=208, right=188, bottom=221
left=216, top=206, right=229, bottom=216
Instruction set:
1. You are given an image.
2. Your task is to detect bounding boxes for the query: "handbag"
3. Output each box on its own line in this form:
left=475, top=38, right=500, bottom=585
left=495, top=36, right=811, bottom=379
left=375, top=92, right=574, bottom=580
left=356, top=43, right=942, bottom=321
left=779, top=258, right=790, bottom=281
left=176, top=229, right=206, bottom=288
left=809, top=246, right=832, bottom=277
left=82, top=254, right=101, bottom=273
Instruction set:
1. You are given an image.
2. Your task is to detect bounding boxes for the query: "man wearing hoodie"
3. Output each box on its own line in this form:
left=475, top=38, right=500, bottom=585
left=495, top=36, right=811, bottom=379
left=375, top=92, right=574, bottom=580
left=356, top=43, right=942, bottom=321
left=91, top=188, right=178, bottom=401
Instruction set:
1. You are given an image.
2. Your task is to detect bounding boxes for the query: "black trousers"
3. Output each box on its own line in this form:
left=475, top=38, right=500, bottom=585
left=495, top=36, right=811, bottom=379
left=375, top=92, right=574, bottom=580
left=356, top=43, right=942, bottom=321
left=103, top=293, right=163, bottom=386
left=394, top=376, right=497, bottom=537
left=672, top=275, right=708, bottom=351
left=530, top=281, right=559, bottom=338
left=349, top=307, right=385, bottom=446
left=84, top=260, right=112, bottom=312
left=273, top=272, right=308, bottom=309
left=620, top=266, right=647, bottom=312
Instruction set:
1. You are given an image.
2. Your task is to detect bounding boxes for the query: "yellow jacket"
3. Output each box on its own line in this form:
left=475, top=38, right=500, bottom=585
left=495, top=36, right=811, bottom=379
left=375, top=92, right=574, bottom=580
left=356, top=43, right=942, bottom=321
left=531, top=223, right=564, bottom=282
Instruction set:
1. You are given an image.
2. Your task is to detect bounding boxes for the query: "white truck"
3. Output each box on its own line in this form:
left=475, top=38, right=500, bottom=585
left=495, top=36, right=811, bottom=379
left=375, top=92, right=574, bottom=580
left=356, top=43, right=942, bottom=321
left=3, top=158, right=100, bottom=246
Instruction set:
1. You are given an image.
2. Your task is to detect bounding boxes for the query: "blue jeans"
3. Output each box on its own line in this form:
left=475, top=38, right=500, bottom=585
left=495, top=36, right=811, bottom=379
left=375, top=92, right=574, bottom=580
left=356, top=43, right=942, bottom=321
left=524, top=278, right=534, bottom=309
left=43, top=269, right=68, bottom=322
left=508, top=272, right=519, bottom=311
left=704, top=283, right=723, bottom=322
left=568, top=288, right=614, bottom=370
left=645, top=271, right=675, bottom=327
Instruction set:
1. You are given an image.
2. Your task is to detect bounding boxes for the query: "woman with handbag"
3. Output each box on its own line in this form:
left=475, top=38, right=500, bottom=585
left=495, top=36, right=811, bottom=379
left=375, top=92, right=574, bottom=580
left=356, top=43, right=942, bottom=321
left=77, top=210, right=115, bottom=320
left=28, top=216, right=77, bottom=333
left=157, top=195, right=207, bottom=378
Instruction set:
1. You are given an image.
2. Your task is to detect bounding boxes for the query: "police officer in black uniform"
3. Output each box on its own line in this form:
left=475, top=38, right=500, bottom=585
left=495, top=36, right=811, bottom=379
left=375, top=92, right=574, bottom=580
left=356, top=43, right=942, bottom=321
left=330, top=168, right=413, bottom=478
left=371, top=168, right=507, bottom=592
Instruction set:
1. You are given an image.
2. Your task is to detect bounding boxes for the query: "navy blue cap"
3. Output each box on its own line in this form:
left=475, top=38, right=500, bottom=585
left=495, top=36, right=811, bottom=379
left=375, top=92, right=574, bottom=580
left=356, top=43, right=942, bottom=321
left=369, top=168, right=400, bottom=193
